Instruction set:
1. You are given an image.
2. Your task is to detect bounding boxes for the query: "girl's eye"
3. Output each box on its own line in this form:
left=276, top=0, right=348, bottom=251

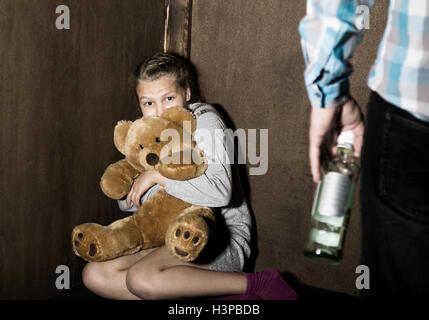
left=144, top=101, right=153, bottom=106
left=166, top=96, right=174, bottom=101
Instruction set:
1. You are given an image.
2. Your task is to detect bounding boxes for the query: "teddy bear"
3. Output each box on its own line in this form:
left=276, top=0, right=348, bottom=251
left=72, top=106, right=215, bottom=263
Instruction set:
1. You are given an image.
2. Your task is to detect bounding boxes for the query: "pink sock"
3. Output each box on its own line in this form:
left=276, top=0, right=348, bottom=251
left=244, top=269, right=298, bottom=300
left=211, top=269, right=298, bottom=300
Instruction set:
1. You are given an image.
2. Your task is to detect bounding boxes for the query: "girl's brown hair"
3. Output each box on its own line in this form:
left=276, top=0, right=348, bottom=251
left=134, top=52, right=202, bottom=104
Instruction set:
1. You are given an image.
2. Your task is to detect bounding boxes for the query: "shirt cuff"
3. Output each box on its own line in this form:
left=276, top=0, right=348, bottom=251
left=306, top=79, right=351, bottom=108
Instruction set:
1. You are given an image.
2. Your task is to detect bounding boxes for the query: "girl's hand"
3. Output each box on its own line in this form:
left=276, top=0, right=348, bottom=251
left=126, top=171, right=167, bottom=208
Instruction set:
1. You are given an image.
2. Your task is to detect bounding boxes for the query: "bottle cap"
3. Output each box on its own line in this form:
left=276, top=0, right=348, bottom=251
left=337, top=130, right=354, bottom=149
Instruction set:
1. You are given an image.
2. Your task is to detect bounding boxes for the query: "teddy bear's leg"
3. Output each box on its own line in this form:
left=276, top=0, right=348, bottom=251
left=72, top=215, right=144, bottom=262
left=100, top=159, right=141, bottom=200
left=165, top=206, right=215, bottom=262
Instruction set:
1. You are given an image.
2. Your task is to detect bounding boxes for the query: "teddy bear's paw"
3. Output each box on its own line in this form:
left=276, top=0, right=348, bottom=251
left=100, top=176, right=132, bottom=200
left=165, top=214, right=209, bottom=262
left=72, top=224, right=105, bottom=262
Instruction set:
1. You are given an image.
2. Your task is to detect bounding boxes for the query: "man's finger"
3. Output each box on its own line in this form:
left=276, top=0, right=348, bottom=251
left=309, top=144, right=321, bottom=183
left=309, top=106, right=338, bottom=183
left=309, top=128, right=324, bottom=183
left=353, top=134, right=363, bottom=158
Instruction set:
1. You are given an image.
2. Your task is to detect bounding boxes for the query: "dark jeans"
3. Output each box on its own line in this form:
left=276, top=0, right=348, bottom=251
left=360, top=91, right=429, bottom=299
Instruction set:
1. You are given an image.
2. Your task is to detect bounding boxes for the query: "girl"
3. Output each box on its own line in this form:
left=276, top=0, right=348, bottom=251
left=82, top=52, right=297, bottom=300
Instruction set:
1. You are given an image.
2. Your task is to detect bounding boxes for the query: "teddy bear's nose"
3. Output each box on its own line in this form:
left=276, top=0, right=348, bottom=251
left=146, top=153, right=159, bottom=166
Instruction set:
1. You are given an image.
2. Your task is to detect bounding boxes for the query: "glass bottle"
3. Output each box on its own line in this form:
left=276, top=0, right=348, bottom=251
left=304, top=130, right=360, bottom=264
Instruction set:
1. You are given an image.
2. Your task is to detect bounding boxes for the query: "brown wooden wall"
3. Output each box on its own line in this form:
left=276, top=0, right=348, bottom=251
left=0, top=0, right=164, bottom=299
left=190, top=0, right=388, bottom=295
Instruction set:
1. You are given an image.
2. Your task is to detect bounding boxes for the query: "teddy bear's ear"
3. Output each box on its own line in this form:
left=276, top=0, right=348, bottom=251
left=161, top=106, right=196, bottom=133
left=113, top=120, right=132, bottom=155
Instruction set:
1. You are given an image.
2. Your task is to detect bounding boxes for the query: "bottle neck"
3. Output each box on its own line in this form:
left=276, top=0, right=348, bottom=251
left=337, top=141, right=353, bottom=154
left=335, top=146, right=356, bottom=166
left=337, top=146, right=353, bottom=154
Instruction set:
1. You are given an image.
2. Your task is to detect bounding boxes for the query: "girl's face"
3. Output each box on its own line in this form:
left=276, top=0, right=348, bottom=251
left=136, top=75, right=191, bottom=117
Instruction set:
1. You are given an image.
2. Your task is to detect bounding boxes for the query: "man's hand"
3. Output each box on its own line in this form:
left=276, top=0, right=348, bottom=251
left=309, top=98, right=364, bottom=183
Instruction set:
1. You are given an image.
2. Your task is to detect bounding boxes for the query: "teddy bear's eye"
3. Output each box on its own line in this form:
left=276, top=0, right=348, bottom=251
left=139, top=144, right=144, bottom=150
left=155, top=137, right=160, bottom=143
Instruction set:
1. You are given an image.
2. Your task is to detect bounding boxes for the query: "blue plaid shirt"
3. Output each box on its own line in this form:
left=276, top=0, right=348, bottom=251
left=299, top=0, right=429, bottom=121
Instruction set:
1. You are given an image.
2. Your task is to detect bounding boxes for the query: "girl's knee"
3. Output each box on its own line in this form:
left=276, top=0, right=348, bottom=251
left=82, top=262, right=108, bottom=292
left=126, top=265, right=164, bottom=300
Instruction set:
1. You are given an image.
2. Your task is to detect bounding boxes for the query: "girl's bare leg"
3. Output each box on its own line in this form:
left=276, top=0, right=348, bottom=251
left=82, top=247, right=157, bottom=300
left=125, top=246, right=247, bottom=300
